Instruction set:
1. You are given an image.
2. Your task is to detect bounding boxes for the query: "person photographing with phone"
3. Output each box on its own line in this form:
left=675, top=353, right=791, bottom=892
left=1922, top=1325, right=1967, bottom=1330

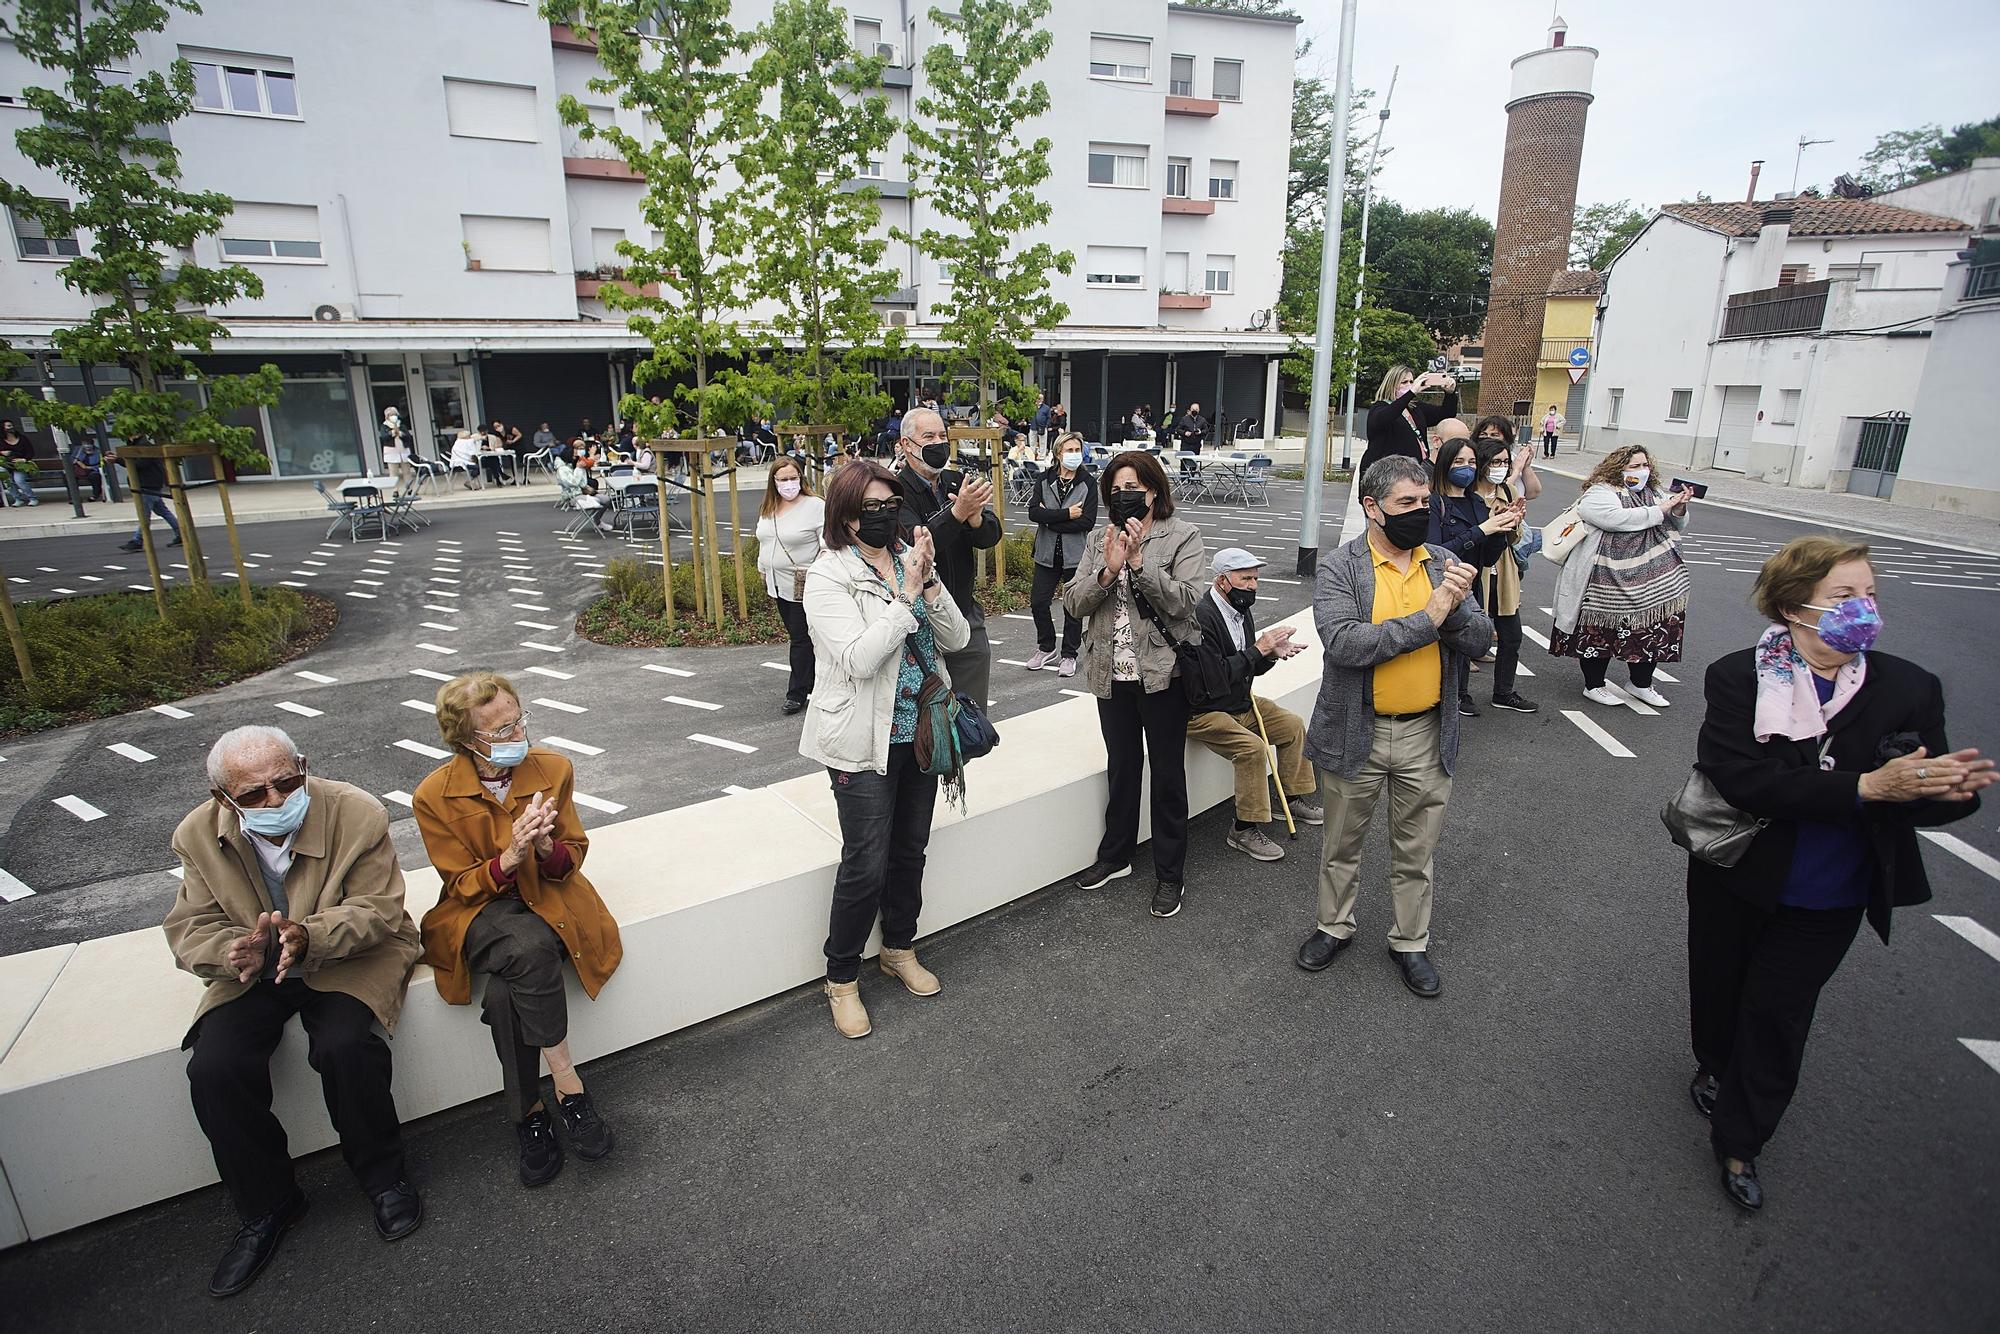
left=1425, top=419, right=1523, bottom=718
left=1360, top=363, right=1461, bottom=476
left=414, top=672, right=622, bottom=1187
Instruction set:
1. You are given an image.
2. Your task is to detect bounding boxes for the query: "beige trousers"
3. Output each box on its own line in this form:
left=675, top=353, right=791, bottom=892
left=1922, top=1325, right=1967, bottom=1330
left=1315, top=710, right=1452, bottom=952
left=1186, top=698, right=1314, bottom=825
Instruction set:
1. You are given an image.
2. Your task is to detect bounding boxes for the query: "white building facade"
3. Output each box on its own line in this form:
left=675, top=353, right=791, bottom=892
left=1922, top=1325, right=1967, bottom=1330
left=0, top=0, right=1296, bottom=480
left=1582, top=173, right=1999, bottom=516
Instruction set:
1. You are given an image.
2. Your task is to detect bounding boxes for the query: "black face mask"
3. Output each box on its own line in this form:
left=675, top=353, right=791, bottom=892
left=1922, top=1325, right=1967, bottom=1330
left=855, top=509, right=901, bottom=549
left=1107, top=490, right=1152, bottom=525
left=1225, top=585, right=1257, bottom=612
left=920, top=442, right=951, bottom=471
left=1372, top=504, right=1430, bottom=552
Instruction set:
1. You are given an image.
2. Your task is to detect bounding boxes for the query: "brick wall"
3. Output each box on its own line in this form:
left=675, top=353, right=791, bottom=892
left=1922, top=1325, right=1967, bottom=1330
left=1484, top=94, right=1590, bottom=421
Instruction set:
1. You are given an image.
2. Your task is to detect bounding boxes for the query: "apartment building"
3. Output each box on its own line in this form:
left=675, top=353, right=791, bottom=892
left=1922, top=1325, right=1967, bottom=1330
left=0, top=0, right=1296, bottom=480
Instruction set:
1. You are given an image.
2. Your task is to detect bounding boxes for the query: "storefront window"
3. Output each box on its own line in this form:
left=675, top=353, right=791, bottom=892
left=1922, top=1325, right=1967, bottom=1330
left=266, top=376, right=361, bottom=477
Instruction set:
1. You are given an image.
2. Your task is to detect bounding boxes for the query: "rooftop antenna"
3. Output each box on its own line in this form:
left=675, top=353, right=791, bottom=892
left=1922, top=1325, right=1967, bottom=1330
left=1792, top=135, right=1833, bottom=194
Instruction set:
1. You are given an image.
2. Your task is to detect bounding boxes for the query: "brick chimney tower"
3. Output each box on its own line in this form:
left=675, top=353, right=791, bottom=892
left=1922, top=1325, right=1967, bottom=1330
left=1482, top=17, right=1598, bottom=423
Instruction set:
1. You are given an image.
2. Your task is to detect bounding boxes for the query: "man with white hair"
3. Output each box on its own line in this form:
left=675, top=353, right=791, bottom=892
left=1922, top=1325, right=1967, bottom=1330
left=896, top=405, right=1001, bottom=706
left=164, top=725, right=423, bottom=1298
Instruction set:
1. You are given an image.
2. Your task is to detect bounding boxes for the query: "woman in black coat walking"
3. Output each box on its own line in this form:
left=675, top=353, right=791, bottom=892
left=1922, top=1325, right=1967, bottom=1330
left=1359, top=364, right=1459, bottom=477
left=1685, top=536, right=1992, bottom=1212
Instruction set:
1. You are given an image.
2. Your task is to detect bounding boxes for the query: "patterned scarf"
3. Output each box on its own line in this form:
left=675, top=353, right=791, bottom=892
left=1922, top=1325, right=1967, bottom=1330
left=1753, top=624, right=1866, bottom=743
left=1577, top=485, right=1691, bottom=631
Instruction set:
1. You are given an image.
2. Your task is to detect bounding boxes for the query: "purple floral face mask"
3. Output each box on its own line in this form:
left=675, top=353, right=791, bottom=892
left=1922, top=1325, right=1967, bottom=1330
left=1799, top=596, right=1881, bottom=654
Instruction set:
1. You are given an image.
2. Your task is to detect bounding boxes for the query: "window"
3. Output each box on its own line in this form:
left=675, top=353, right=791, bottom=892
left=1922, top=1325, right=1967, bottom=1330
left=1084, top=245, right=1145, bottom=288
left=1208, top=159, right=1237, bottom=201
left=1607, top=389, right=1623, bottom=428
left=854, top=18, right=882, bottom=52
left=1087, top=142, right=1147, bottom=189
left=218, top=202, right=323, bottom=262
left=857, top=159, right=886, bottom=179
left=1088, top=34, right=1150, bottom=82
left=1777, top=263, right=1812, bottom=286
left=1828, top=263, right=1879, bottom=289
left=1211, top=58, right=1242, bottom=101
left=10, top=200, right=80, bottom=259
left=461, top=214, right=553, bottom=272
left=1666, top=388, right=1693, bottom=421
left=1774, top=389, right=1801, bottom=424
left=1204, top=255, right=1234, bottom=294
left=588, top=226, right=625, bottom=271
left=443, top=78, right=539, bottom=142
left=1170, top=54, right=1194, bottom=97
left=183, top=51, right=299, bottom=119
left=1165, top=157, right=1190, bottom=198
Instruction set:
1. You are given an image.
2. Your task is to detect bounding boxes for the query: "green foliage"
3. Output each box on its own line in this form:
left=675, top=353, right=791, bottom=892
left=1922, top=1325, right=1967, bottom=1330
left=898, top=0, right=1071, bottom=422
left=0, top=0, right=281, bottom=466
left=547, top=0, right=759, bottom=441
left=739, top=0, right=904, bottom=435
left=1929, top=115, right=2000, bottom=177
left=1282, top=305, right=1433, bottom=416
left=1856, top=125, right=1946, bottom=192
left=0, top=585, right=313, bottom=728
left=1287, top=80, right=1383, bottom=229
left=1570, top=200, right=1650, bottom=271
left=585, top=542, right=787, bottom=646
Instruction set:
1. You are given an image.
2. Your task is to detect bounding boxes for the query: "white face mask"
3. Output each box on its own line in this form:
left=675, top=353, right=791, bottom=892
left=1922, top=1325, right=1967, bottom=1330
left=1623, top=467, right=1651, bottom=489
left=776, top=478, right=801, bottom=500
left=1486, top=465, right=1510, bottom=485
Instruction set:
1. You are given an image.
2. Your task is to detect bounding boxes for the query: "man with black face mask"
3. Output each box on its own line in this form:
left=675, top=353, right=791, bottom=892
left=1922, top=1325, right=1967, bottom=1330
left=1297, top=455, right=1491, bottom=998
left=895, top=406, right=1001, bottom=706
left=1187, top=549, right=1322, bottom=863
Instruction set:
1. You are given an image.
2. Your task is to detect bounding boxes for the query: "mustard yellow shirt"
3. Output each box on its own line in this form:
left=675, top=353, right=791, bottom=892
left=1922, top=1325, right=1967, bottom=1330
left=1369, top=541, right=1442, bottom=715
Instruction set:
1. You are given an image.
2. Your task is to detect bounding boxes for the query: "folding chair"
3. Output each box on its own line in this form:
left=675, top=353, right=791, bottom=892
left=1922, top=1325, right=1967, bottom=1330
left=1240, top=455, right=1274, bottom=507
left=313, top=481, right=359, bottom=539
left=563, top=493, right=612, bottom=538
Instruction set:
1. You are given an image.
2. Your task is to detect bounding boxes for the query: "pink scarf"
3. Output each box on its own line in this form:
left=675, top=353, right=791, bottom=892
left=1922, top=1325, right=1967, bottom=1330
left=1752, top=624, right=1865, bottom=743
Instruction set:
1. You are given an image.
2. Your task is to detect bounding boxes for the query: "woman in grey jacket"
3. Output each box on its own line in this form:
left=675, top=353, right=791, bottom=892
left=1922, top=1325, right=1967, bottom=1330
left=1064, top=451, right=1208, bottom=918
left=1025, top=430, right=1097, bottom=676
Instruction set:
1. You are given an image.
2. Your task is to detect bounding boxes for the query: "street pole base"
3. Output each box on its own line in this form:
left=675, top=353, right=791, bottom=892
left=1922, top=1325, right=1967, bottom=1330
left=1296, top=547, right=1318, bottom=579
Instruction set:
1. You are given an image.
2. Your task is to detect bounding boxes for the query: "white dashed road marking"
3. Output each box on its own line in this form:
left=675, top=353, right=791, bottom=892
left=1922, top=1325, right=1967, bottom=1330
left=152, top=704, right=192, bottom=719
left=1561, top=710, right=1635, bottom=759
left=689, top=733, right=757, bottom=754
left=409, top=668, right=453, bottom=682
left=401, top=700, right=437, bottom=714
left=346, top=592, right=377, bottom=600
left=275, top=701, right=323, bottom=718
left=515, top=620, right=558, bottom=631
left=1959, top=1039, right=2000, bottom=1077
left=533, top=697, right=587, bottom=714
left=760, top=662, right=789, bottom=672
left=663, top=695, right=722, bottom=711
left=1935, top=915, right=2000, bottom=965
left=523, top=666, right=574, bottom=680
left=1922, top=832, right=2000, bottom=884
left=54, top=795, right=107, bottom=822
left=294, top=670, right=336, bottom=684
left=416, top=642, right=458, bottom=655
left=642, top=664, right=694, bottom=677
left=512, top=603, right=550, bottom=612
left=572, top=792, right=627, bottom=814
left=542, top=736, right=604, bottom=757
left=420, top=621, right=458, bottom=632
left=106, top=743, right=156, bottom=763
left=394, top=739, right=452, bottom=759
left=520, top=641, right=564, bottom=653
left=381, top=790, right=414, bottom=809
left=0, top=868, right=35, bottom=901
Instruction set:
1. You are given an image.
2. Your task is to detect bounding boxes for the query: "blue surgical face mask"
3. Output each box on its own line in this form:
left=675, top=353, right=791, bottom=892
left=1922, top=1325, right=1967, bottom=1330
left=1061, top=452, right=1082, bottom=471
left=236, top=784, right=310, bottom=838
left=1447, top=465, right=1477, bottom=488
left=480, top=738, right=530, bottom=768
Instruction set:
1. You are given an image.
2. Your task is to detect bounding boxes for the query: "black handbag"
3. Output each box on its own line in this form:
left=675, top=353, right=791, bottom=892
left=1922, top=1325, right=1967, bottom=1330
left=1131, top=587, right=1229, bottom=708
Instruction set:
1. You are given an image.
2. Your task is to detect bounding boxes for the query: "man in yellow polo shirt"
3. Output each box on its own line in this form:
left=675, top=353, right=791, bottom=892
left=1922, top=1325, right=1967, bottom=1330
left=1298, top=455, right=1491, bottom=997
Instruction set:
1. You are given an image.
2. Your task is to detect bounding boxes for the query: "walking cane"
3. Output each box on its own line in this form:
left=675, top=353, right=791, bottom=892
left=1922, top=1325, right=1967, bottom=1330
left=1250, top=696, right=1297, bottom=840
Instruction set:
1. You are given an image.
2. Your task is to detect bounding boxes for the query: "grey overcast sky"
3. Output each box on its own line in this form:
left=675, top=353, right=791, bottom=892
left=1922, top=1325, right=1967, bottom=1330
left=1280, top=0, right=1998, bottom=218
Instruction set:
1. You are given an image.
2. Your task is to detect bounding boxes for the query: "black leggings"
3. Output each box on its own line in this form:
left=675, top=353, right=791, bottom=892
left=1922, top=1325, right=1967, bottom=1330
left=1491, top=611, right=1524, bottom=697
left=1582, top=657, right=1655, bottom=690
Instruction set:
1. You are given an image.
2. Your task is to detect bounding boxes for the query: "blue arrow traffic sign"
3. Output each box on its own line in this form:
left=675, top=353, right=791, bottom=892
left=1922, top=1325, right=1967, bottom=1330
left=1568, top=346, right=1591, bottom=368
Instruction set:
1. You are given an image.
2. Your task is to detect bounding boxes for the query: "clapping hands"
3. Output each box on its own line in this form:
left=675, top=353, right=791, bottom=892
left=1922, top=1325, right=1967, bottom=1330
left=228, top=910, right=308, bottom=984
left=504, top=792, right=559, bottom=872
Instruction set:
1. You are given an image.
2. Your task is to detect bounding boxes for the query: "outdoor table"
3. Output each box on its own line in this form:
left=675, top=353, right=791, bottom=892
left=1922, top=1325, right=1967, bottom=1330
left=340, top=475, right=395, bottom=500
left=338, top=475, right=395, bottom=541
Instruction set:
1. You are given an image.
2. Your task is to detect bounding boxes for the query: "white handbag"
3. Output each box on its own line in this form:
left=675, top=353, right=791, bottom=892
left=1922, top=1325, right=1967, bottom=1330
left=1538, top=502, right=1588, bottom=564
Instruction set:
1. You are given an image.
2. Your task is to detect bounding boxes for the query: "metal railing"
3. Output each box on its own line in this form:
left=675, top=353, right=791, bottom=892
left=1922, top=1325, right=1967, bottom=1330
left=1537, top=338, right=1592, bottom=366
left=1966, top=262, right=2000, bottom=302
left=1721, top=279, right=1830, bottom=338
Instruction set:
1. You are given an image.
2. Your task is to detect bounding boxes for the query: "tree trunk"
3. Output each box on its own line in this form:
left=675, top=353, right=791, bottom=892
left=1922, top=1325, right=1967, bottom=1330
left=0, top=559, right=35, bottom=689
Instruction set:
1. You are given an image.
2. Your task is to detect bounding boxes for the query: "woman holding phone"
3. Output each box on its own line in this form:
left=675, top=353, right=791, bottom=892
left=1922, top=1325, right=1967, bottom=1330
left=1427, top=433, right=1521, bottom=718
left=1360, top=364, right=1460, bottom=476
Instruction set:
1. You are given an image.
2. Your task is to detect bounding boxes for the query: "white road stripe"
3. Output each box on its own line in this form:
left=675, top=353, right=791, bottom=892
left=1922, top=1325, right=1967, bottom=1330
left=533, top=697, right=587, bottom=714
left=429, top=576, right=461, bottom=584
left=1654, top=669, right=1679, bottom=684
left=1060, top=688, right=1091, bottom=698
left=760, top=661, right=789, bottom=671
left=353, top=578, right=384, bottom=586
left=1604, top=683, right=1658, bottom=716
left=106, top=742, right=156, bottom=763
left=0, top=868, right=35, bottom=901
left=294, top=670, right=336, bottom=684
left=250, top=551, right=275, bottom=558
left=1935, top=915, right=2000, bottom=965
left=420, top=621, right=458, bottom=631
left=401, top=700, right=437, bottom=713
left=1522, top=625, right=1551, bottom=650
left=408, top=668, right=453, bottom=682
left=663, top=695, right=722, bottom=711
left=572, top=792, right=627, bottom=814
left=416, top=642, right=457, bottom=655
left=642, top=664, right=694, bottom=677
left=722, top=784, right=753, bottom=796
left=280, top=580, right=308, bottom=588
left=1921, top=832, right=2000, bottom=884
left=429, top=590, right=460, bottom=598
left=515, top=619, right=558, bottom=630
left=302, top=560, right=325, bottom=567
left=381, top=790, right=414, bottom=809
left=1959, top=1039, right=2000, bottom=1077
left=520, top=641, right=564, bottom=653
left=275, top=701, right=323, bottom=718
left=1515, top=664, right=1535, bottom=677
left=394, top=739, right=452, bottom=759
left=423, top=604, right=457, bottom=614
left=1912, top=581, right=2000, bottom=591
left=1561, top=710, right=1635, bottom=758
left=512, top=602, right=551, bottom=611
left=523, top=665, right=574, bottom=680
left=1002, top=613, right=1033, bottom=620
left=54, top=795, right=107, bottom=822
left=152, top=704, right=192, bottom=718
left=346, top=592, right=377, bottom=600
left=689, top=733, right=757, bottom=754
left=542, top=736, right=604, bottom=757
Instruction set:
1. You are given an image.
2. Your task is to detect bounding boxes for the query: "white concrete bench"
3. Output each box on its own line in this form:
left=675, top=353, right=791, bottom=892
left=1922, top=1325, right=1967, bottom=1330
left=0, top=616, right=1327, bottom=1245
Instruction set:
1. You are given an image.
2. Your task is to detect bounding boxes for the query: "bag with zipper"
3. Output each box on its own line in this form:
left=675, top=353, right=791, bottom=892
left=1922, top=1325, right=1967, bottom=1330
left=1131, top=587, right=1230, bottom=708
left=1538, top=501, right=1588, bottom=565
left=1661, top=736, right=1833, bottom=867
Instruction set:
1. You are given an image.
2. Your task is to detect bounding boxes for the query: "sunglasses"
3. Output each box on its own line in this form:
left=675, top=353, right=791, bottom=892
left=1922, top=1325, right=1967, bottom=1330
left=220, top=766, right=307, bottom=809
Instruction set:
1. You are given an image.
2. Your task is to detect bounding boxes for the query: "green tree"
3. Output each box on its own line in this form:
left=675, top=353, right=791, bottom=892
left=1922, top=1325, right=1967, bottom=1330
left=1361, top=201, right=1493, bottom=344
left=1570, top=200, right=1649, bottom=270
left=899, top=0, right=1071, bottom=425
left=740, top=0, right=903, bottom=436
left=1857, top=124, right=1946, bottom=191
left=1928, top=115, right=2000, bottom=176
left=0, top=0, right=280, bottom=604
left=546, top=0, right=759, bottom=618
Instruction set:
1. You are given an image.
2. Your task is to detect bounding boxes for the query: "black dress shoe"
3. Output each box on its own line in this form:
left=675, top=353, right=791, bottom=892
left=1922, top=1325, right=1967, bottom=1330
left=782, top=697, right=806, bottom=716
left=370, top=1180, right=423, bottom=1241
left=1718, top=1155, right=1763, bottom=1211
left=1690, top=1070, right=1718, bottom=1119
left=207, top=1189, right=308, bottom=1298
left=557, top=1089, right=615, bottom=1160
left=517, top=1107, right=564, bottom=1187
left=1296, top=929, right=1352, bottom=972
left=1392, top=949, right=1442, bottom=998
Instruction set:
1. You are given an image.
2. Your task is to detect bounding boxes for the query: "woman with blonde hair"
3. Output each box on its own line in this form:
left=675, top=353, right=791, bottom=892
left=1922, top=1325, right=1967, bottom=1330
left=755, top=455, right=825, bottom=716
left=1360, top=362, right=1459, bottom=476
left=412, top=671, right=622, bottom=1187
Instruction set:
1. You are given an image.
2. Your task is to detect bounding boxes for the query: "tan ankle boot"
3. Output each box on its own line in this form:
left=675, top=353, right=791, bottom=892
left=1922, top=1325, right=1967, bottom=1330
left=824, top=979, right=871, bottom=1038
left=879, top=947, right=941, bottom=997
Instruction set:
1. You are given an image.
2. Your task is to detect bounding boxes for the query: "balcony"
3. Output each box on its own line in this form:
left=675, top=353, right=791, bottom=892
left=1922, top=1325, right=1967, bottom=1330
left=1162, top=196, right=1213, bottom=216
left=564, top=156, right=643, bottom=182
left=1158, top=293, right=1210, bottom=310
left=1537, top=337, right=1593, bottom=367
left=549, top=22, right=597, bottom=51
left=1165, top=95, right=1220, bottom=118
left=1966, top=261, right=2000, bottom=302
left=576, top=276, right=660, bottom=299
left=1720, top=279, right=1830, bottom=339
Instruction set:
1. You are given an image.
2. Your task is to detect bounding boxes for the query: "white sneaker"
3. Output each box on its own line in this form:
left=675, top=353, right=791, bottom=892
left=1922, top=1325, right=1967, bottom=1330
left=1024, top=649, right=1055, bottom=670
left=1582, top=686, right=1625, bottom=707
left=1627, top=685, right=1671, bottom=708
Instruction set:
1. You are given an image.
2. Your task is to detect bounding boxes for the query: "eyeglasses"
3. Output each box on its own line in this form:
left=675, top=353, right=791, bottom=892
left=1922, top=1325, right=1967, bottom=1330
left=223, top=767, right=307, bottom=808
left=472, top=711, right=531, bottom=741
left=858, top=499, right=901, bottom=515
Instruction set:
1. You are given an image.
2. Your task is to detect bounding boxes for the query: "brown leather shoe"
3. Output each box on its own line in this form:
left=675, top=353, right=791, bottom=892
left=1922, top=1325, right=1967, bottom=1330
left=824, top=979, right=871, bottom=1038
left=878, top=947, right=942, bottom=997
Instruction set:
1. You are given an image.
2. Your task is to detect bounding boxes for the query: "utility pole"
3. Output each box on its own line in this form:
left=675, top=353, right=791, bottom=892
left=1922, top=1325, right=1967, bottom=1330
left=1340, top=64, right=1397, bottom=471
left=1297, top=0, right=1357, bottom=578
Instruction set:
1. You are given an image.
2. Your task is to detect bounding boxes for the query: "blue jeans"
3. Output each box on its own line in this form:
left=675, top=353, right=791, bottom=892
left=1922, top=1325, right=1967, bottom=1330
left=4, top=471, right=34, bottom=504
left=128, top=492, right=180, bottom=543
left=823, top=742, right=939, bottom=982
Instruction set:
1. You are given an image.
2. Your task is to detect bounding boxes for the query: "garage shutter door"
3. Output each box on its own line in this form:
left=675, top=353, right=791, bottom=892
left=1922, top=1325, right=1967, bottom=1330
left=1714, top=386, right=1759, bottom=473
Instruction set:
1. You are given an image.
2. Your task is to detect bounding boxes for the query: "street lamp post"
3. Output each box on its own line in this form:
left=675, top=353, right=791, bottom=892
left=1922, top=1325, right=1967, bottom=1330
left=1296, top=0, right=1357, bottom=578
left=1340, top=66, right=1397, bottom=472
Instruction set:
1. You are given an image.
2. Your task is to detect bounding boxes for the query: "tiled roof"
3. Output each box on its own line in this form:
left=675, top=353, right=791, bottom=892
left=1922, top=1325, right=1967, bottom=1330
left=1546, top=268, right=1603, bottom=296
left=1661, top=199, right=1968, bottom=238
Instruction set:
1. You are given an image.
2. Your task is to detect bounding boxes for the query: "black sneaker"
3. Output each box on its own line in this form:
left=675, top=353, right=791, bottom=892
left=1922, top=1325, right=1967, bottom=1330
left=1076, top=860, right=1130, bottom=890
left=1458, top=695, right=1480, bottom=717
left=1491, top=692, right=1540, bottom=714
left=168, top=535, right=184, bottom=547
left=1150, top=881, right=1184, bottom=918
left=556, top=1089, right=615, bottom=1160
left=118, top=539, right=143, bottom=552
left=516, top=1107, right=564, bottom=1187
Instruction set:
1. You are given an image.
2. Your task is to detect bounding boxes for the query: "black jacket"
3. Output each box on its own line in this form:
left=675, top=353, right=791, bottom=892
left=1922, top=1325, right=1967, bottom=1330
left=1426, top=491, right=1510, bottom=572
left=1027, top=465, right=1097, bottom=569
left=1191, top=589, right=1274, bottom=716
left=896, top=464, right=1001, bottom=626
left=1178, top=412, right=1210, bottom=450
left=1360, top=388, right=1460, bottom=477
left=1691, top=647, right=1979, bottom=943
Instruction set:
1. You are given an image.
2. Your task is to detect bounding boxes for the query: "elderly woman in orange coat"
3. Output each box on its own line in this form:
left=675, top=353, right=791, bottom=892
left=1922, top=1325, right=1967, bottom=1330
left=413, top=670, right=622, bottom=1187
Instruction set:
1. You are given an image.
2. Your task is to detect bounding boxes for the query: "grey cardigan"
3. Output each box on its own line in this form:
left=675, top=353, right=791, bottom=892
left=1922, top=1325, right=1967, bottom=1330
left=1063, top=514, right=1207, bottom=698
left=1304, top=534, right=1494, bottom=779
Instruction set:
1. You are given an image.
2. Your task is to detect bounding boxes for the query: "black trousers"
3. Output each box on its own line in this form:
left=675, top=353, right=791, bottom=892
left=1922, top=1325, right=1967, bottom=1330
left=1096, top=680, right=1191, bottom=882
left=1686, top=879, right=1865, bottom=1162
left=944, top=618, right=991, bottom=710
left=465, top=897, right=571, bottom=1123
left=825, top=742, right=939, bottom=982
left=1030, top=562, right=1081, bottom=657
left=1542, top=431, right=1559, bottom=457
left=186, top=980, right=405, bottom=1221
left=776, top=595, right=816, bottom=705
left=1491, top=610, right=1524, bottom=697
left=1582, top=656, right=1656, bottom=690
